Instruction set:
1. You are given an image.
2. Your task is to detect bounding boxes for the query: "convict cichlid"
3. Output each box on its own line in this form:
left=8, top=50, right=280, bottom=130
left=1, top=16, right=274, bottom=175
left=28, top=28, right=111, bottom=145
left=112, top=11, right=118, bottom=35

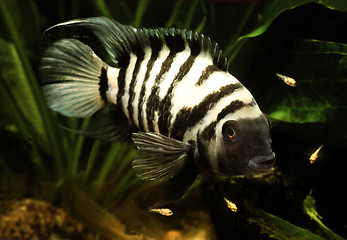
left=40, top=17, right=275, bottom=203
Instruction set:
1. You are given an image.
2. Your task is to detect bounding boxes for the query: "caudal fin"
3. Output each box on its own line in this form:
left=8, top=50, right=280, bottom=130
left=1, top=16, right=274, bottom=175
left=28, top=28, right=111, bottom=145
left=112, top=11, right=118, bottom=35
left=40, top=38, right=109, bottom=118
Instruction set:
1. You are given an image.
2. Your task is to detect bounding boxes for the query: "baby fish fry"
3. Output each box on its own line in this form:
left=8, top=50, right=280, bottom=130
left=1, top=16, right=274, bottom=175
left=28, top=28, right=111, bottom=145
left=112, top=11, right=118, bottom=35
left=276, top=73, right=297, bottom=87
left=224, top=197, right=237, bottom=212
left=309, top=145, right=323, bottom=164
left=149, top=208, right=173, bottom=216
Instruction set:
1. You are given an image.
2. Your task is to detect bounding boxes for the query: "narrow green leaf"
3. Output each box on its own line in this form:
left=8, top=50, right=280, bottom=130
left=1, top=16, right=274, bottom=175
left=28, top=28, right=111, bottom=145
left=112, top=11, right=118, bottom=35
left=69, top=118, right=90, bottom=178
left=248, top=207, right=325, bottom=240
left=0, top=0, right=65, bottom=180
left=194, top=16, right=207, bottom=34
left=93, top=143, right=123, bottom=186
left=303, top=195, right=345, bottom=240
left=166, top=0, right=183, bottom=27
left=0, top=38, right=45, bottom=136
left=194, top=0, right=207, bottom=33
left=0, top=71, right=49, bottom=179
left=83, top=140, right=102, bottom=183
left=184, top=0, right=200, bottom=30
left=224, top=0, right=258, bottom=57
left=132, top=0, right=152, bottom=27
left=94, top=0, right=113, bottom=18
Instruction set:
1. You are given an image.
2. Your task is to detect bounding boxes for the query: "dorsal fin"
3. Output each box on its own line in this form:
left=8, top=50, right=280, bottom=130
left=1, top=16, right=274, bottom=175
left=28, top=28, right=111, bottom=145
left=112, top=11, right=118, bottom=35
left=45, top=17, right=228, bottom=71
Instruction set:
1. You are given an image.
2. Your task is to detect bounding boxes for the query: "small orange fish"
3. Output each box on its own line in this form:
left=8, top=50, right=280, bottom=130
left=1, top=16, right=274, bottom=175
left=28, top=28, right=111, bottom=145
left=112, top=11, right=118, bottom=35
left=224, top=197, right=237, bottom=212
left=276, top=73, right=297, bottom=87
left=309, top=145, right=323, bottom=164
left=149, top=208, right=173, bottom=216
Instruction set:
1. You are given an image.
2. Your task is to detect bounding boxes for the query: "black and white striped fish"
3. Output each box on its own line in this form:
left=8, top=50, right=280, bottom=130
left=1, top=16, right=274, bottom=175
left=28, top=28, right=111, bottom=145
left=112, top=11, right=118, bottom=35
left=40, top=17, right=275, bottom=203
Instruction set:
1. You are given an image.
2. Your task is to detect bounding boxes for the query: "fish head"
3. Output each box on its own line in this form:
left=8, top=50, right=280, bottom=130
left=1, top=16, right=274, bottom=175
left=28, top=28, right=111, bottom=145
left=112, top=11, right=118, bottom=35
left=197, top=114, right=275, bottom=176
left=218, top=114, right=275, bottom=175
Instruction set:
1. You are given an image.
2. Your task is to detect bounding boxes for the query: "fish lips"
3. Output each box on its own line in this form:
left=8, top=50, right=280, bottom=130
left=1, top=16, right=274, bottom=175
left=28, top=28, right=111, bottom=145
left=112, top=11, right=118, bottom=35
left=248, top=152, right=276, bottom=171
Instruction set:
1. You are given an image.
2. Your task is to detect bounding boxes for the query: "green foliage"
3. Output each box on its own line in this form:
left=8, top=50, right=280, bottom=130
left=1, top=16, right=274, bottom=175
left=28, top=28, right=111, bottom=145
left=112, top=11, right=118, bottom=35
left=226, top=0, right=347, bottom=148
left=303, top=194, right=345, bottom=240
left=225, top=0, right=347, bottom=62
left=0, top=0, right=347, bottom=238
left=0, top=0, right=65, bottom=180
left=249, top=208, right=325, bottom=240
left=0, top=0, right=139, bottom=206
left=269, top=39, right=347, bottom=124
left=247, top=194, right=345, bottom=240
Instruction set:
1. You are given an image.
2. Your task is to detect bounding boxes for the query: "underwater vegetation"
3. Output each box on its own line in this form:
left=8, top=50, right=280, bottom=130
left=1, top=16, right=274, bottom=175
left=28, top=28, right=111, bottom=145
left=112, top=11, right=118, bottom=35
left=0, top=0, right=347, bottom=239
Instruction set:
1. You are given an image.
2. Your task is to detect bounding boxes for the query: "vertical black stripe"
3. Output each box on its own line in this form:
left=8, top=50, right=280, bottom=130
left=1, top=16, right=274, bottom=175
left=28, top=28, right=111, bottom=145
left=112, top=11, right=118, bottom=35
left=195, top=65, right=219, bottom=86
left=144, top=30, right=187, bottom=132
left=116, top=68, right=127, bottom=106
left=217, top=100, right=247, bottom=121
left=99, top=66, right=108, bottom=103
left=187, top=31, right=201, bottom=56
left=146, top=52, right=177, bottom=132
left=201, top=121, right=217, bottom=140
left=165, top=30, right=185, bottom=53
left=170, top=107, right=191, bottom=140
left=158, top=54, right=197, bottom=135
left=137, top=34, right=162, bottom=131
left=137, top=55, right=156, bottom=130
left=126, top=30, right=148, bottom=125
left=128, top=54, right=144, bottom=126
left=170, top=83, right=242, bottom=140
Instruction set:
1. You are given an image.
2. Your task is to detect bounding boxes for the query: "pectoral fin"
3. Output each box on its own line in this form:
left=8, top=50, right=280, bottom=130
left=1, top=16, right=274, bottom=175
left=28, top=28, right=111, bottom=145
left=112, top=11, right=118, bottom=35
left=131, top=132, right=192, bottom=182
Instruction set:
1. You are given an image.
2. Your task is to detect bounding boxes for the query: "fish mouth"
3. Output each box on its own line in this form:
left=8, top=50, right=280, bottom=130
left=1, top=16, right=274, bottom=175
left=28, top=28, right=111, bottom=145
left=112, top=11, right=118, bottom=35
left=248, top=152, right=276, bottom=171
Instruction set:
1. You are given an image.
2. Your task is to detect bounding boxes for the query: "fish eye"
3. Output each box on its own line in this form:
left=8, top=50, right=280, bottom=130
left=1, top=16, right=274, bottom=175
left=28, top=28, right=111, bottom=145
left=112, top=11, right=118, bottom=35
left=224, top=127, right=235, bottom=139
left=222, top=121, right=237, bottom=140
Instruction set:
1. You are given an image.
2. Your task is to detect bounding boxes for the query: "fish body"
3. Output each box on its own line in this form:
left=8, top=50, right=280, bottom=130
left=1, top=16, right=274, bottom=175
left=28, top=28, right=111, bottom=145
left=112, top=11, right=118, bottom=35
left=149, top=208, right=173, bottom=216
left=309, top=145, right=323, bottom=164
left=40, top=17, right=275, bottom=203
left=224, top=197, right=238, bottom=212
left=276, top=73, right=296, bottom=87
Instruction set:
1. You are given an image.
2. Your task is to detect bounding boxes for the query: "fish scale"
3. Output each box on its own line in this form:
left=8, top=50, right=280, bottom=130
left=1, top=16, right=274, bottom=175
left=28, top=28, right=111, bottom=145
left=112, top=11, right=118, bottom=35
left=40, top=17, right=275, bottom=205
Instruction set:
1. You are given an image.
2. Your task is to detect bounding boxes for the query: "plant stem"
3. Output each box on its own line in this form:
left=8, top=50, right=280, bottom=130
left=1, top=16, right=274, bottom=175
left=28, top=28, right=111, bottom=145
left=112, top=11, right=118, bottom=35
left=93, top=143, right=121, bottom=187
left=166, top=0, right=183, bottom=27
left=224, top=0, right=258, bottom=63
left=184, top=0, right=200, bottom=29
left=132, top=0, right=152, bottom=27
left=95, top=0, right=112, bottom=18
left=69, top=118, right=91, bottom=178
left=83, top=140, right=102, bottom=183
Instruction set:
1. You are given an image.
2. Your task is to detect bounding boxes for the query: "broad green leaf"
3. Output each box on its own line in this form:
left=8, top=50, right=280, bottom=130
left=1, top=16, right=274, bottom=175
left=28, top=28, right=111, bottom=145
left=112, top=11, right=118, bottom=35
left=226, top=0, right=347, bottom=62
left=240, top=0, right=347, bottom=40
left=269, top=39, right=347, bottom=124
